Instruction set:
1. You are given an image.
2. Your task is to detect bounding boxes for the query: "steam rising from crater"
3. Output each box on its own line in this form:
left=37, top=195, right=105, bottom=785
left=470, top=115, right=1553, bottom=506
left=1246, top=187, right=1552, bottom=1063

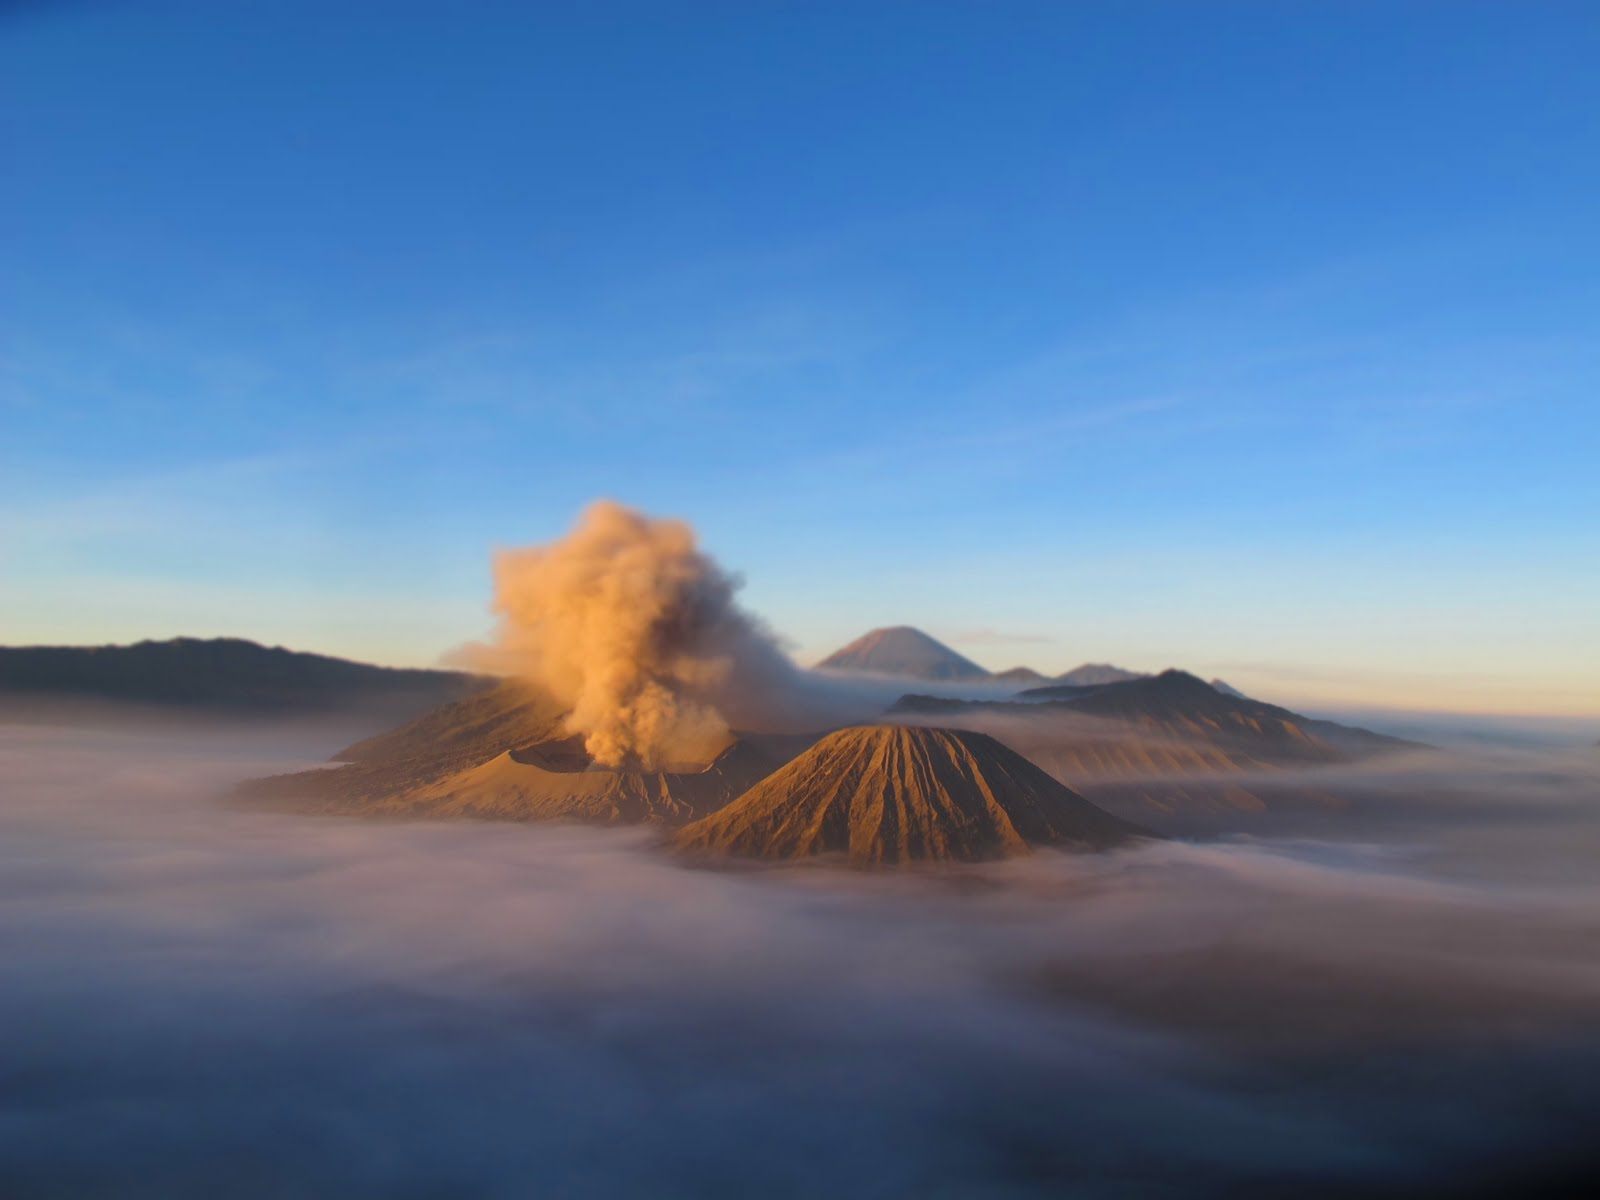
left=483, top=501, right=799, bottom=768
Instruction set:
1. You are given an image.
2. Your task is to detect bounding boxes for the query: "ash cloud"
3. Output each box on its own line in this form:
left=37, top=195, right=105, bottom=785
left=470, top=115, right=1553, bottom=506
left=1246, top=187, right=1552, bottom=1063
left=3, top=722, right=1600, bottom=1197
left=470, top=500, right=820, bottom=767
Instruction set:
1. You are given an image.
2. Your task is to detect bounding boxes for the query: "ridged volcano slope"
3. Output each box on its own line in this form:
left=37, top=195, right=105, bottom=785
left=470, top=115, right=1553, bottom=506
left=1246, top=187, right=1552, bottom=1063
left=675, top=725, right=1148, bottom=865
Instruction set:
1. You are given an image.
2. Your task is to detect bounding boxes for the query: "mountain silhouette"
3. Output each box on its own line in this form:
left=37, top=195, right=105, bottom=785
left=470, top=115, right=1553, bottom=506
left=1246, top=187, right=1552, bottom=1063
left=0, top=637, right=483, bottom=718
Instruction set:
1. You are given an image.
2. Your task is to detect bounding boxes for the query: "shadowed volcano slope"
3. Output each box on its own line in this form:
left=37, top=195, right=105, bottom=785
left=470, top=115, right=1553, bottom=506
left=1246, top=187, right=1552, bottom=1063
left=331, top=679, right=565, bottom=769
left=675, top=725, right=1148, bottom=865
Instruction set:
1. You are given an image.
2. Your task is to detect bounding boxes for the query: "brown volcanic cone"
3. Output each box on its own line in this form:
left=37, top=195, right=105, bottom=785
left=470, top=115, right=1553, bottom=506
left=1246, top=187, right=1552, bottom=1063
left=237, top=680, right=815, bottom=826
left=352, top=733, right=792, bottom=825
left=675, top=725, right=1149, bottom=865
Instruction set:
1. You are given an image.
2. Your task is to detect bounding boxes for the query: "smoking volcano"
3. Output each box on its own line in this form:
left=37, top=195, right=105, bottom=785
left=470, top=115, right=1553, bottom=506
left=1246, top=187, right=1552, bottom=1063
left=241, top=502, right=834, bottom=824
left=473, top=498, right=812, bottom=768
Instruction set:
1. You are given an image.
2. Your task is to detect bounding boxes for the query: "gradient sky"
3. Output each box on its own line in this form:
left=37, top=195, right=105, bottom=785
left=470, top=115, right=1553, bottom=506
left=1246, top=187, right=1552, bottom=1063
left=3, top=1, right=1597, bottom=716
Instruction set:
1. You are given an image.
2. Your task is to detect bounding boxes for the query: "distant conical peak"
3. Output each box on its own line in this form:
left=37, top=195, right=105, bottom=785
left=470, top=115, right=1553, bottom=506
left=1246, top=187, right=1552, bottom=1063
left=816, top=626, right=989, bottom=681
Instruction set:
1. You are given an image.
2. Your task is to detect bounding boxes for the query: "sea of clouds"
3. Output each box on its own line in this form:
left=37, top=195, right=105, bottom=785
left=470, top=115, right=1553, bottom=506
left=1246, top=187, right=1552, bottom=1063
left=2, top=720, right=1599, bottom=1198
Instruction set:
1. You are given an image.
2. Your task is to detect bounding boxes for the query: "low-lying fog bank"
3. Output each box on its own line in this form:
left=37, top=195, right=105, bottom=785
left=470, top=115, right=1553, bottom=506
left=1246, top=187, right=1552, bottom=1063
left=2, top=722, right=1599, bottom=1198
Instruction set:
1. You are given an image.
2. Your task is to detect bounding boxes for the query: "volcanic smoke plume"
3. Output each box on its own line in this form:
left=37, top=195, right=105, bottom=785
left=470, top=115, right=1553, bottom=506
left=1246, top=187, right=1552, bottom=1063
left=481, top=501, right=796, bottom=768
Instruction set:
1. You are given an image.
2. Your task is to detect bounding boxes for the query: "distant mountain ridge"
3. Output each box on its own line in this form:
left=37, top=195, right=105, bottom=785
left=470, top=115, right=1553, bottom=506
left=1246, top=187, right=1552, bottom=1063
left=0, top=637, right=485, bottom=717
left=888, top=670, right=1421, bottom=827
left=992, top=666, right=1049, bottom=684
left=1054, top=663, right=1147, bottom=686
left=900, top=669, right=1411, bottom=765
left=815, top=626, right=1149, bottom=687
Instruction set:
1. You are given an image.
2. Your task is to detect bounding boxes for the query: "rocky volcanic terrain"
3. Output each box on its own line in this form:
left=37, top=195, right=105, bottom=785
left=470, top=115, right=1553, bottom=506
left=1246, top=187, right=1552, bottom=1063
left=238, top=680, right=816, bottom=825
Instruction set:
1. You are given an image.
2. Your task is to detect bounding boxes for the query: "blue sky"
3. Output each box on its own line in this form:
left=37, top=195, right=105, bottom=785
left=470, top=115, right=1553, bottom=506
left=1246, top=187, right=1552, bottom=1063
left=3, top=1, right=1597, bottom=715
